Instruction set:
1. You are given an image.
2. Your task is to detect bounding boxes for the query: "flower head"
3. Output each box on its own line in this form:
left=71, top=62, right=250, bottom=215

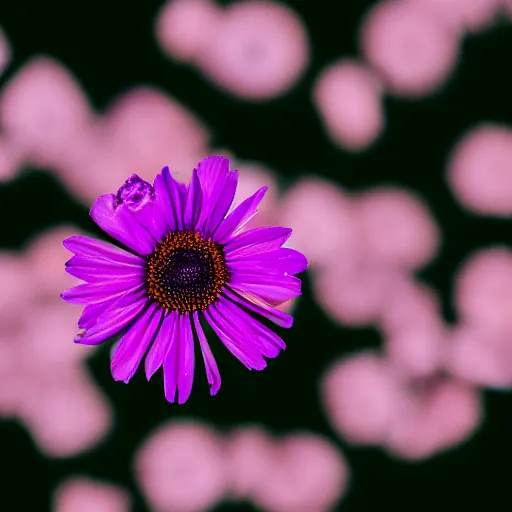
left=61, top=156, right=307, bottom=403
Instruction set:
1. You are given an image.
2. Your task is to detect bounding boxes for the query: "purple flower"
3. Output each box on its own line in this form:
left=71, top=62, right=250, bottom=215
left=61, top=156, right=307, bottom=403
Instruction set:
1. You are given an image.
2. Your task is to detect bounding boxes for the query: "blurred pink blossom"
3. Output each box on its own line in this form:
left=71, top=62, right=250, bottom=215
left=279, top=178, right=361, bottom=270
left=60, top=86, right=209, bottom=203
left=446, top=123, right=512, bottom=217
left=24, top=225, right=80, bottom=302
left=102, top=87, right=208, bottom=184
left=136, top=421, right=350, bottom=511
left=322, top=352, right=483, bottom=459
left=355, top=187, right=440, bottom=271
left=378, top=277, right=441, bottom=335
left=306, top=181, right=441, bottom=328
left=454, top=246, right=512, bottom=337
left=17, top=368, right=112, bottom=457
left=251, top=433, right=350, bottom=512
left=446, top=324, right=512, bottom=388
left=200, top=0, right=309, bottom=100
left=157, top=0, right=310, bottom=100
left=0, top=56, right=94, bottom=171
left=155, top=0, right=221, bottom=63
left=360, top=0, right=460, bottom=97
left=385, top=319, right=446, bottom=379
left=380, top=278, right=446, bottom=378
left=135, top=421, right=228, bottom=512
left=386, top=378, right=482, bottom=460
left=313, top=60, right=384, bottom=151
left=0, top=252, right=32, bottom=325
left=313, top=264, right=400, bottom=327
left=0, top=313, right=112, bottom=457
left=225, top=426, right=276, bottom=499
left=0, top=227, right=113, bottom=457
left=53, top=477, right=131, bottom=512
left=322, top=352, right=404, bottom=445
left=411, top=0, right=502, bottom=33
left=0, top=135, right=24, bottom=181
left=0, top=57, right=211, bottom=205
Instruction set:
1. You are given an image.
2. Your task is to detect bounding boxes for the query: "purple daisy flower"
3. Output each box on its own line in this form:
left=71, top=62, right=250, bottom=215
left=61, top=156, right=307, bottom=403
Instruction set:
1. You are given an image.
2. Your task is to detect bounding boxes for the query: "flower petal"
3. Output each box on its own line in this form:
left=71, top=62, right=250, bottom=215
left=230, top=272, right=302, bottom=304
left=196, top=156, right=238, bottom=236
left=153, top=166, right=185, bottom=233
left=213, top=186, right=268, bottom=244
left=177, top=313, right=195, bottom=404
left=224, top=287, right=293, bottom=328
left=79, top=301, right=115, bottom=329
left=220, top=297, right=285, bottom=358
left=90, top=194, right=157, bottom=255
left=65, top=256, right=145, bottom=283
left=224, top=226, right=292, bottom=258
left=61, top=278, right=144, bottom=305
left=111, top=303, right=163, bottom=383
left=63, top=236, right=144, bottom=266
left=163, top=313, right=195, bottom=404
left=204, top=299, right=267, bottom=371
left=145, top=310, right=178, bottom=380
left=193, top=312, right=221, bottom=396
left=78, top=291, right=145, bottom=329
left=227, top=248, right=308, bottom=276
left=184, top=169, right=203, bottom=230
left=74, top=295, right=147, bottom=345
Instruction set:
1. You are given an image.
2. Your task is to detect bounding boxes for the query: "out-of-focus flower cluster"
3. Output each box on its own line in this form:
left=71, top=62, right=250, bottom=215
left=0, top=227, right=113, bottom=458
left=1, top=0, right=512, bottom=510
left=135, top=421, right=349, bottom=512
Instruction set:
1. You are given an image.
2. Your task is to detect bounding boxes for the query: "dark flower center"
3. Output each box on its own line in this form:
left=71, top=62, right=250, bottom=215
left=146, top=231, right=228, bottom=313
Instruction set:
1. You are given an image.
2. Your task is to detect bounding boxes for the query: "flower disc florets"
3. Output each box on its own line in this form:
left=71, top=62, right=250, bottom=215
left=146, top=230, right=228, bottom=313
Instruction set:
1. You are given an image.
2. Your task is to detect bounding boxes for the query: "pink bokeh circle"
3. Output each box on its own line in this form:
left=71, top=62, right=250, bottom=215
left=447, top=123, right=512, bottom=217
left=360, top=0, right=460, bottom=97
left=195, top=1, right=309, bottom=100
left=313, top=60, right=384, bottom=151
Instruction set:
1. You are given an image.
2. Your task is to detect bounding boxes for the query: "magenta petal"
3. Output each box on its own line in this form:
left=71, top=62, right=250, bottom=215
left=78, top=292, right=144, bottom=329
left=208, top=170, right=238, bottom=235
left=184, top=169, right=203, bottom=230
left=79, top=300, right=119, bottom=329
left=213, top=186, right=268, bottom=244
left=227, top=248, right=308, bottom=275
left=193, top=311, right=221, bottom=396
left=224, top=287, right=293, bottom=328
left=61, top=278, right=143, bottom=304
left=204, top=299, right=267, bottom=371
left=230, top=272, right=301, bottom=304
left=224, top=226, right=292, bottom=258
left=145, top=310, right=178, bottom=380
left=74, top=298, right=147, bottom=345
left=163, top=330, right=179, bottom=403
left=153, top=166, right=185, bottom=233
left=164, top=313, right=195, bottom=404
left=220, top=298, right=285, bottom=358
left=63, top=236, right=144, bottom=266
left=65, top=256, right=145, bottom=283
left=177, top=313, right=195, bottom=404
left=90, top=194, right=156, bottom=255
left=111, top=304, right=162, bottom=383
left=195, top=156, right=238, bottom=236
left=163, top=313, right=195, bottom=404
